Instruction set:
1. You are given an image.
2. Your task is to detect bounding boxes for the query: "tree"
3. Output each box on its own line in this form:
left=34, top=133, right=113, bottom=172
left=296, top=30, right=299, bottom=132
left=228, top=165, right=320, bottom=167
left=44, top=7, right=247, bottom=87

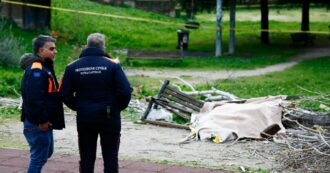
left=277, top=0, right=329, bottom=32
left=301, top=0, right=310, bottom=31
left=260, top=0, right=269, bottom=44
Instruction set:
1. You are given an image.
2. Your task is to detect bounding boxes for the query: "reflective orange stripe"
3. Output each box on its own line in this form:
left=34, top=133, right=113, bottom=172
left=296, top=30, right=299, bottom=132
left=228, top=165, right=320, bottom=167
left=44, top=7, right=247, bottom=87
left=53, top=85, right=57, bottom=92
left=53, top=80, right=58, bottom=92
left=48, top=78, right=52, bottom=93
left=31, top=62, right=42, bottom=70
left=58, top=79, right=63, bottom=92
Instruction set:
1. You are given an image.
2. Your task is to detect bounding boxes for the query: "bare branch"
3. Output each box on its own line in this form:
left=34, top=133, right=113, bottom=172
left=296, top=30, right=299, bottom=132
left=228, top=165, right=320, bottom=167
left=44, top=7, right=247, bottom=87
left=175, top=77, right=196, bottom=92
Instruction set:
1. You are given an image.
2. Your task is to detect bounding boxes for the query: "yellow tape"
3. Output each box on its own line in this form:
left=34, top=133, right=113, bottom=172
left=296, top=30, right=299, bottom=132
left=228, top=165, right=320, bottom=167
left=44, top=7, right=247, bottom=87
left=2, top=0, right=330, bottom=35
left=2, top=0, right=182, bottom=27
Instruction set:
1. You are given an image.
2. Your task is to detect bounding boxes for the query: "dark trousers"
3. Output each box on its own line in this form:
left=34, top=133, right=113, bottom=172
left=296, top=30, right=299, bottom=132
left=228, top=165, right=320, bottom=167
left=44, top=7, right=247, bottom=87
left=77, top=121, right=120, bottom=173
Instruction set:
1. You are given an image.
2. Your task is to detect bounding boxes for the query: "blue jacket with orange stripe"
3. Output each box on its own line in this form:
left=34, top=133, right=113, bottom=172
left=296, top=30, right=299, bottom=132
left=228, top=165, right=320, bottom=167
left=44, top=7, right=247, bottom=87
left=20, top=58, right=65, bottom=129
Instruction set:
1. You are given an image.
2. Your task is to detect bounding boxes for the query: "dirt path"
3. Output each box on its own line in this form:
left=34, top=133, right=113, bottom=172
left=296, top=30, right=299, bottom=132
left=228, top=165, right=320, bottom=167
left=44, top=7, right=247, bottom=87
left=0, top=115, right=289, bottom=172
left=124, top=48, right=330, bottom=84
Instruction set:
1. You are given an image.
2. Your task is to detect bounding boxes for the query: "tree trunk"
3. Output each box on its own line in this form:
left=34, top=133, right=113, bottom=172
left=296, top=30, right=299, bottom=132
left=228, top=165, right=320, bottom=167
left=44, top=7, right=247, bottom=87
left=301, top=0, right=310, bottom=31
left=228, top=0, right=236, bottom=55
left=260, top=0, right=269, bottom=44
left=285, top=112, right=330, bottom=127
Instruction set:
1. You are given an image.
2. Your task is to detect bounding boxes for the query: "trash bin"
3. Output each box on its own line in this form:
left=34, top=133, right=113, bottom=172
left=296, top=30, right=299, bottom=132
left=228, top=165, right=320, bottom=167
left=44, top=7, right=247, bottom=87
left=177, top=29, right=189, bottom=50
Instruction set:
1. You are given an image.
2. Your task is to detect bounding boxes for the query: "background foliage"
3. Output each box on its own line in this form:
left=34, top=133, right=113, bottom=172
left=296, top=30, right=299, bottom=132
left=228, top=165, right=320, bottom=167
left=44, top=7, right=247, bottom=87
left=0, top=19, right=24, bottom=67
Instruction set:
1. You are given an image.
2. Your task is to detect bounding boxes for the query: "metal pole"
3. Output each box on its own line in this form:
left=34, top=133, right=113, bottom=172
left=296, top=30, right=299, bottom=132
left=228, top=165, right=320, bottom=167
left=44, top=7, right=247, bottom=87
left=228, top=0, right=236, bottom=55
left=215, top=0, right=222, bottom=57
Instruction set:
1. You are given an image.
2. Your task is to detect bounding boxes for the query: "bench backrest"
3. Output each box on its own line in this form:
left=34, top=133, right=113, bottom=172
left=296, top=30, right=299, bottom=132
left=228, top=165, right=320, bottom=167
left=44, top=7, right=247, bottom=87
left=290, top=33, right=316, bottom=44
left=127, top=49, right=182, bottom=60
left=141, top=80, right=204, bottom=121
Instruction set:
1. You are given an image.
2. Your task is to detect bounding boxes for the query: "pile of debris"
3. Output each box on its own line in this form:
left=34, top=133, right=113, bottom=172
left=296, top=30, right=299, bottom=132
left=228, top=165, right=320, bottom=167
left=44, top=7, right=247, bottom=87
left=138, top=80, right=330, bottom=172
left=278, top=98, right=330, bottom=172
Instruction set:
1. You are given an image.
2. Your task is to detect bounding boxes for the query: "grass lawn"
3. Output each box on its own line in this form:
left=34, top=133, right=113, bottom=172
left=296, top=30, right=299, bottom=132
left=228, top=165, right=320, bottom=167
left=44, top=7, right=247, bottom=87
left=207, top=56, right=330, bottom=98
left=128, top=56, right=330, bottom=97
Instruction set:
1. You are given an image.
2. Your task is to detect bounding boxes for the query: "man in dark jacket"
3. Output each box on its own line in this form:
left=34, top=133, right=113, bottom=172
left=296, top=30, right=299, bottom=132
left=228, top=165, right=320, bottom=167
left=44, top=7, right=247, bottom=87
left=60, top=33, right=132, bottom=173
left=20, top=35, right=65, bottom=173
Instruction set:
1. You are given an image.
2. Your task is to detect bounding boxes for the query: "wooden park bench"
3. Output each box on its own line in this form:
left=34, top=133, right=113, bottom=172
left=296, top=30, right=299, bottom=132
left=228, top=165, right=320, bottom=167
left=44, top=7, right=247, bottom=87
left=126, top=49, right=182, bottom=65
left=141, top=80, right=204, bottom=129
left=290, top=32, right=316, bottom=45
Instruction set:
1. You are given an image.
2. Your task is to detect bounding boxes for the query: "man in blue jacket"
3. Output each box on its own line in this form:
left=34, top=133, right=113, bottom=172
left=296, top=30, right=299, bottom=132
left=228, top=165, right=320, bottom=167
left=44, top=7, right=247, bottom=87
left=20, top=35, right=65, bottom=173
left=60, top=33, right=132, bottom=173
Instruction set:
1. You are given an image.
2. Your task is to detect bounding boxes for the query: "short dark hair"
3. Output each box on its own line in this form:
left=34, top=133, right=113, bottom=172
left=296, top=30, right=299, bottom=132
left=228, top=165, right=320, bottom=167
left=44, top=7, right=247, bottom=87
left=32, top=35, right=56, bottom=54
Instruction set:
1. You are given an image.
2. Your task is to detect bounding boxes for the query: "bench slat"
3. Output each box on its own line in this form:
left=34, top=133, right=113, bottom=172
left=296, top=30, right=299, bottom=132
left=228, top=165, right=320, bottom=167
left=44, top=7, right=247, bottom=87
left=290, top=33, right=316, bottom=45
left=127, top=50, right=182, bottom=61
left=158, top=98, right=194, bottom=114
left=141, top=80, right=205, bottom=126
left=163, top=90, right=202, bottom=112
left=166, top=86, right=204, bottom=108
left=153, top=98, right=190, bottom=120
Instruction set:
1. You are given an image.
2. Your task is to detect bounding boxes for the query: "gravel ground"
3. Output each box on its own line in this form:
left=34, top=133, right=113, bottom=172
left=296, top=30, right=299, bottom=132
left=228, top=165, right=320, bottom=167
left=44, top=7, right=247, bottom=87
left=0, top=114, right=290, bottom=172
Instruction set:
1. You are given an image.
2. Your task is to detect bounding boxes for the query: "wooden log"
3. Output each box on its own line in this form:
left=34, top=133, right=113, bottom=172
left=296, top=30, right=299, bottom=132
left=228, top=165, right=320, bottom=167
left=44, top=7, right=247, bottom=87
left=285, top=112, right=330, bottom=126
left=143, top=119, right=190, bottom=130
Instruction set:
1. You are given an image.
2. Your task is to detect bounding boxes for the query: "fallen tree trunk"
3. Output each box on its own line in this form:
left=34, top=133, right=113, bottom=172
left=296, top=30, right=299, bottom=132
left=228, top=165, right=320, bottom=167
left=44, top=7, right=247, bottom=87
left=284, top=108, right=330, bottom=126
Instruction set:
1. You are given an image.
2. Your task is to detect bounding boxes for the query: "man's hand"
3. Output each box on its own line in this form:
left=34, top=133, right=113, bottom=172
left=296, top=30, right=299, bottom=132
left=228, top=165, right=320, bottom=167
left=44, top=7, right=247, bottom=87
left=39, top=122, right=50, bottom=131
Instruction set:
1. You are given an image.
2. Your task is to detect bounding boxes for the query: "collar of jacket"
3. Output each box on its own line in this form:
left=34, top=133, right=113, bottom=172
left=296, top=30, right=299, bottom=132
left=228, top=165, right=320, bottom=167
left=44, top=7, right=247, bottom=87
left=43, top=57, right=54, bottom=70
left=79, top=47, right=111, bottom=58
left=19, top=53, right=45, bottom=70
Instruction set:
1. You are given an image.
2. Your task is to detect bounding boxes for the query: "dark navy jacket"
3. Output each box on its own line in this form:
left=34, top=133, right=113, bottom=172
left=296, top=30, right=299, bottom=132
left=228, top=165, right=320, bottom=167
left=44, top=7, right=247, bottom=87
left=21, top=59, right=65, bottom=130
left=60, top=47, right=132, bottom=125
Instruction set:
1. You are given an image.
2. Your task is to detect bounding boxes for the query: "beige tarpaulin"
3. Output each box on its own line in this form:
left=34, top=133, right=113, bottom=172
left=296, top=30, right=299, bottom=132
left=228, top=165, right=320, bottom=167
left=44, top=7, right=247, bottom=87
left=190, top=96, right=286, bottom=143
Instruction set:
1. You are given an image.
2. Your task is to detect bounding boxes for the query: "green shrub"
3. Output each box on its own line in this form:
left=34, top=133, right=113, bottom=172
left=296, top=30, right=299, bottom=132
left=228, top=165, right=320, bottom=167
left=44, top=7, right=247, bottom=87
left=0, top=67, right=22, bottom=97
left=0, top=18, right=24, bottom=67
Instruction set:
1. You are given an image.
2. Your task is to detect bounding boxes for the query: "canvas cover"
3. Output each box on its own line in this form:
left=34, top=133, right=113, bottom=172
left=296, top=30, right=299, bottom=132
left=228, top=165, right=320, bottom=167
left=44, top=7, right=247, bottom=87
left=190, top=96, right=286, bottom=143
